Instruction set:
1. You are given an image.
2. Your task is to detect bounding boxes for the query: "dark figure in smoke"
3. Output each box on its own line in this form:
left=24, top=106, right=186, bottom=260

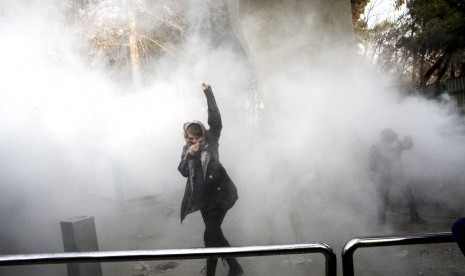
left=369, top=128, right=426, bottom=226
left=452, top=217, right=465, bottom=256
left=178, top=82, right=243, bottom=276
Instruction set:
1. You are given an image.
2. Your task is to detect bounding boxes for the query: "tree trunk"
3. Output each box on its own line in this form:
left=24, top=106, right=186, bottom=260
left=418, top=49, right=425, bottom=86
left=420, top=53, right=445, bottom=87
left=410, top=22, right=417, bottom=86
left=128, top=0, right=142, bottom=91
left=434, top=52, right=450, bottom=97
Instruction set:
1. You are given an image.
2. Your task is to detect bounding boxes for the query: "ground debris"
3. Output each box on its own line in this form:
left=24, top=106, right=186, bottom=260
left=282, top=255, right=313, bottom=265
left=134, top=261, right=151, bottom=271
left=154, top=261, right=179, bottom=272
left=394, top=249, right=409, bottom=257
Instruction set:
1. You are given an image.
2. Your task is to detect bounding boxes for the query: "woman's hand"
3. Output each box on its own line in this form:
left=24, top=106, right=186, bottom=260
left=188, top=139, right=201, bottom=155
left=201, top=82, right=210, bottom=90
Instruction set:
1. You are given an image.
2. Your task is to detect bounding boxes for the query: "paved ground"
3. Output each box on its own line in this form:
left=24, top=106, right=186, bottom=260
left=95, top=195, right=465, bottom=276
left=2, top=192, right=462, bottom=276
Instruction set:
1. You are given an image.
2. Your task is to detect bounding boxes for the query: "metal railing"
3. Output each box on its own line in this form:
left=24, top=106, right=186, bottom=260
left=418, top=76, right=465, bottom=97
left=341, top=232, right=455, bottom=276
left=3, top=231, right=459, bottom=276
left=0, top=243, right=337, bottom=276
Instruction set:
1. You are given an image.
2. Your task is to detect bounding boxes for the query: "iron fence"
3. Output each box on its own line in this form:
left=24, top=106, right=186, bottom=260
left=417, top=76, right=465, bottom=106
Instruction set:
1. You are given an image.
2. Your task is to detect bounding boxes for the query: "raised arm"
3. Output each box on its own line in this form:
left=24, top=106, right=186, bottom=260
left=399, top=135, right=413, bottom=151
left=201, top=82, right=222, bottom=144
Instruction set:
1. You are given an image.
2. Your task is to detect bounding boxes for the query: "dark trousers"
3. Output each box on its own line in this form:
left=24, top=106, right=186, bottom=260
left=377, top=175, right=420, bottom=225
left=452, top=217, right=465, bottom=256
left=201, top=206, right=240, bottom=276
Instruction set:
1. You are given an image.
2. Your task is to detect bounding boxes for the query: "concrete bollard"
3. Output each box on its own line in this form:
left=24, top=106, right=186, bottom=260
left=60, top=216, right=103, bottom=276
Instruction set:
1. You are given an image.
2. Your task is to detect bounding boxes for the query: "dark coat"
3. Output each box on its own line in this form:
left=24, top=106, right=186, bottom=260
left=369, top=136, right=413, bottom=178
left=177, top=86, right=238, bottom=222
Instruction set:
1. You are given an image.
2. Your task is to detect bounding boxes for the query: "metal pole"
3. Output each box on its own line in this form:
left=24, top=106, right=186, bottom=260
left=342, top=232, right=455, bottom=276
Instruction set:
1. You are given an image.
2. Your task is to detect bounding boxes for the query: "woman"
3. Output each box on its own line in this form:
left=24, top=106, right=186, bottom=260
left=178, top=82, right=243, bottom=276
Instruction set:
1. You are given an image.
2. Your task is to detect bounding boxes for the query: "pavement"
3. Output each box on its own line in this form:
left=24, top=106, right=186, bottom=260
left=93, top=193, right=465, bottom=276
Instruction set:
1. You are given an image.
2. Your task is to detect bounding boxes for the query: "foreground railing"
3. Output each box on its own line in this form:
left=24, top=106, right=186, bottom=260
left=0, top=243, right=337, bottom=276
left=341, top=232, right=455, bottom=276
left=2, top=232, right=458, bottom=275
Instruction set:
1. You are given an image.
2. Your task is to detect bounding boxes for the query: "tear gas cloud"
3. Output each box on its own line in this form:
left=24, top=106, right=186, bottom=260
left=1, top=0, right=465, bottom=275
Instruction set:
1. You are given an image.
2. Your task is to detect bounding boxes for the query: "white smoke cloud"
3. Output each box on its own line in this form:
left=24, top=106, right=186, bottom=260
left=0, top=0, right=464, bottom=275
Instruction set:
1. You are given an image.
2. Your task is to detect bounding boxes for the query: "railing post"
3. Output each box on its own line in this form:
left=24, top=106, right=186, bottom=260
left=341, top=232, right=455, bottom=276
left=341, top=238, right=359, bottom=276
left=321, top=243, right=337, bottom=276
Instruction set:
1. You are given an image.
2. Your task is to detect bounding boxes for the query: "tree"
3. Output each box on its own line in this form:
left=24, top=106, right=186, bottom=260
left=355, top=0, right=465, bottom=91
left=355, top=0, right=414, bottom=81
left=69, top=0, right=186, bottom=90
left=402, top=0, right=465, bottom=89
left=351, top=0, right=405, bottom=31
left=351, top=0, right=371, bottom=31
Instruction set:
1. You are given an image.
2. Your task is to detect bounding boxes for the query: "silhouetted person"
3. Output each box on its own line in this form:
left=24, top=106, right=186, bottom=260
left=452, top=217, right=465, bottom=256
left=369, top=128, right=426, bottom=226
left=178, top=82, right=243, bottom=276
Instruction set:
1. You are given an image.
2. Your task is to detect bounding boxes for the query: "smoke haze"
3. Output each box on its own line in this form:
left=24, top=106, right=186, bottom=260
left=1, top=0, right=464, bottom=275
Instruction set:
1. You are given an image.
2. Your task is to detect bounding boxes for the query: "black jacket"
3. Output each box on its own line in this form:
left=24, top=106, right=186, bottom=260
left=178, top=86, right=238, bottom=222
